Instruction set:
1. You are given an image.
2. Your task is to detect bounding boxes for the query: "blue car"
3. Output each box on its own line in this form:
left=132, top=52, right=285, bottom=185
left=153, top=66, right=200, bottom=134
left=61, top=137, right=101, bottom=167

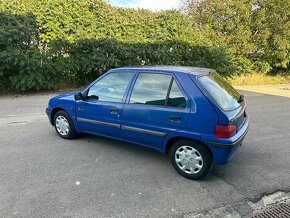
left=46, top=66, right=249, bottom=179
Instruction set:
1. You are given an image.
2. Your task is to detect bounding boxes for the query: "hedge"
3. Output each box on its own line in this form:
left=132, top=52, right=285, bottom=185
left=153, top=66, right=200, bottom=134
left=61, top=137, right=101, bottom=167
left=0, top=0, right=239, bottom=91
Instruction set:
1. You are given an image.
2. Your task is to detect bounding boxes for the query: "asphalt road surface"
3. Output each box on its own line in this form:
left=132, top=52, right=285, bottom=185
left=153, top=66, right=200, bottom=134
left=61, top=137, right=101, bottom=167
left=0, top=90, right=289, bottom=218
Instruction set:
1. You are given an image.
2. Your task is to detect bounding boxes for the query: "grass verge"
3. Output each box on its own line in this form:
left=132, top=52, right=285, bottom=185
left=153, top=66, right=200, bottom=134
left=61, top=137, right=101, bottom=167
left=227, top=73, right=289, bottom=86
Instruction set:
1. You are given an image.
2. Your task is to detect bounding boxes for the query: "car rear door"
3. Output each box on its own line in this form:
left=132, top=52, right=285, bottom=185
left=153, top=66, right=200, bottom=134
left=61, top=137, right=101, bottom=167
left=120, top=72, right=190, bottom=150
left=75, top=71, right=134, bottom=138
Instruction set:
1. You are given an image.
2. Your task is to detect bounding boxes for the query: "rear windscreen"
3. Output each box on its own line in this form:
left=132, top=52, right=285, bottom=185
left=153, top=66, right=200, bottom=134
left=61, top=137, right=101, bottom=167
left=198, top=73, right=241, bottom=111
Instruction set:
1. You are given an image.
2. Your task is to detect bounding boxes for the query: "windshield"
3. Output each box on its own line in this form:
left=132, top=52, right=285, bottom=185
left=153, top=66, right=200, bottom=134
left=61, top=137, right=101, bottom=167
left=198, top=73, right=241, bottom=111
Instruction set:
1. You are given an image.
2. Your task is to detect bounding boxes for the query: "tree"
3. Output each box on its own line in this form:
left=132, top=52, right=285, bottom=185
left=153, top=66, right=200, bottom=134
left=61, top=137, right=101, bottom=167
left=251, top=0, right=290, bottom=73
left=181, top=0, right=290, bottom=74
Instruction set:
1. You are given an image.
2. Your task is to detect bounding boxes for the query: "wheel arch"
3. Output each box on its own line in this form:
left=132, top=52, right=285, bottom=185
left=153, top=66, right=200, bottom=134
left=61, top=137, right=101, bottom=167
left=50, top=107, right=67, bottom=125
left=165, top=136, right=213, bottom=160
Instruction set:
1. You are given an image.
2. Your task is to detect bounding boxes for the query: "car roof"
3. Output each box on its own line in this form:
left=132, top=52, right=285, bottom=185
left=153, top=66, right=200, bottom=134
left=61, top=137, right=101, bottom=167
left=110, top=66, right=215, bottom=76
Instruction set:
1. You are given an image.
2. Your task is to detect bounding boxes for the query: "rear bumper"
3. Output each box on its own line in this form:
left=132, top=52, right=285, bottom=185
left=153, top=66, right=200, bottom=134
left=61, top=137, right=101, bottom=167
left=209, top=123, right=249, bottom=148
left=206, top=117, right=249, bottom=164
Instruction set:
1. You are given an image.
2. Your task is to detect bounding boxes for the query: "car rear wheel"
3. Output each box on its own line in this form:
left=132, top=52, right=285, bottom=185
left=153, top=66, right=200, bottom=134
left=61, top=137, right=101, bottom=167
left=170, top=139, right=212, bottom=180
left=54, top=110, right=76, bottom=139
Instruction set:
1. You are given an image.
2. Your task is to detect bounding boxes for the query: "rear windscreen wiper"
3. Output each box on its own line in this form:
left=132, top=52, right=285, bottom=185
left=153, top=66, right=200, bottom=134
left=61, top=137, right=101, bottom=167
left=238, top=94, right=244, bottom=103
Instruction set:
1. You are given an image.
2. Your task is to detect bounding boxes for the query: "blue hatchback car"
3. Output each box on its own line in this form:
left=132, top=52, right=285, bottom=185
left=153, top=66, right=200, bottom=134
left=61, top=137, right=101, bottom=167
left=46, top=66, right=249, bottom=179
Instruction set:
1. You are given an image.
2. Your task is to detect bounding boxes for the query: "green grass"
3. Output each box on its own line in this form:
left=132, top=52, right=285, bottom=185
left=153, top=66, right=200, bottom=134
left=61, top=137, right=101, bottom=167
left=227, top=73, right=289, bottom=86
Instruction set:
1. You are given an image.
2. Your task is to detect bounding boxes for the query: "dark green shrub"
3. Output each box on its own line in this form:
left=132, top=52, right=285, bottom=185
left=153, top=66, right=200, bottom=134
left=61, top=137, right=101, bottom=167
left=0, top=0, right=240, bottom=92
left=0, top=13, right=64, bottom=91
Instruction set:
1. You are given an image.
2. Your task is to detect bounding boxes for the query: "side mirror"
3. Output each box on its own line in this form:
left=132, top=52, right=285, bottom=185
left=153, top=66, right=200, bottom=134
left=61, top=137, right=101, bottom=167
left=74, top=92, right=83, bottom=101
left=89, top=95, right=99, bottom=101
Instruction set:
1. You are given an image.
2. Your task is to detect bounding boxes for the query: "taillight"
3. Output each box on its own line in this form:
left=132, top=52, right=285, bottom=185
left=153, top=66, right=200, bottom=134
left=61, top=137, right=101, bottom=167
left=215, top=125, right=237, bottom=138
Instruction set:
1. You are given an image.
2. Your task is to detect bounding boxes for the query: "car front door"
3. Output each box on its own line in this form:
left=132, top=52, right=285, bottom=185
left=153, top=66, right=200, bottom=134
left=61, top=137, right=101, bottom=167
left=120, top=72, right=190, bottom=150
left=75, top=71, right=134, bottom=138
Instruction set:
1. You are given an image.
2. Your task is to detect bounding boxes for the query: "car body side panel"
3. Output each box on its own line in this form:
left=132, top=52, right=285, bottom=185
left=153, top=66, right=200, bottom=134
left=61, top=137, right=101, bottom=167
left=182, top=74, right=219, bottom=136
left=120, top=104, right=190, bottom=150
left=119, top=71, right=191, bottom=150
left=75, top=101, right=124, bottom=138
left=160, top=73, right=219, bottom=153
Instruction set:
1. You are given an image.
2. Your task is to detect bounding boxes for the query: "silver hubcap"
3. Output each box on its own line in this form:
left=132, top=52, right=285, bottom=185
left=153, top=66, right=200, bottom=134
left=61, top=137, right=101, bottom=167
left=55, top=116, right=70, bottom=136
left=175, top=145, right=203, bottom=174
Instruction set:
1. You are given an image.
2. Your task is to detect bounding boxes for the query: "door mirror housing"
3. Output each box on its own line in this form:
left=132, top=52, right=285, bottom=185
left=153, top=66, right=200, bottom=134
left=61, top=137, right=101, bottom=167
left=74, top=92, right=83, bottom=101
left=88, top=95, right=99, bottom=101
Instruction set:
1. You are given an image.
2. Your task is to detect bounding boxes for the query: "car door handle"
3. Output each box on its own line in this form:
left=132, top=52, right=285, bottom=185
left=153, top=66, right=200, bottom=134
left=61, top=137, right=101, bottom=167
left=110, top=108, right=118, bottom=114
left=170, top=115, right=181, bottom=122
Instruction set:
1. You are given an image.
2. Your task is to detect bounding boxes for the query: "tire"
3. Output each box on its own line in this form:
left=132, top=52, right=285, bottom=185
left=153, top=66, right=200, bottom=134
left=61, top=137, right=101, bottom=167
left=170, top=139, right=213, bottom=180
left=54, top=110, right=77, bottom=139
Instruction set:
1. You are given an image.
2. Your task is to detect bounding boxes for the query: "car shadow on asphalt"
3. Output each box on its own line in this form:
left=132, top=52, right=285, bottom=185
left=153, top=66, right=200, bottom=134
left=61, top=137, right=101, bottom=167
left=75, top=133, right=170, bottom=164
left=71, top=133, right=222, bottom=181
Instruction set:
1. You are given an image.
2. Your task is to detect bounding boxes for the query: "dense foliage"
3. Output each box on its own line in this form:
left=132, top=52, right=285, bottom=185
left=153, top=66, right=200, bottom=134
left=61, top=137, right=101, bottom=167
left=0, top=0, right=288, bottom=91
left=0, top=0, right=239, bottom=91
left=181, top=0, right=290, bottom=74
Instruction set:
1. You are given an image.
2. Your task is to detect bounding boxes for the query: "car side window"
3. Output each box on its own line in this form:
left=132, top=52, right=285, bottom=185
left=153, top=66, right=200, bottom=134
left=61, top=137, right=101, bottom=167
left=167, top=80, right=186, bottom=108
left=129, top=73, right=172, bottom=106
left=87, top=72, right=133, bottom=103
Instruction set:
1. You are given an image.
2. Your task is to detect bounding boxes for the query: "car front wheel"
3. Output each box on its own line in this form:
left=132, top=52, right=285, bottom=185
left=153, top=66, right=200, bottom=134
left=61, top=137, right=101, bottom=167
left=170, top=139, right=212, bottom=180
left=54, top=110, right=76, bottom=139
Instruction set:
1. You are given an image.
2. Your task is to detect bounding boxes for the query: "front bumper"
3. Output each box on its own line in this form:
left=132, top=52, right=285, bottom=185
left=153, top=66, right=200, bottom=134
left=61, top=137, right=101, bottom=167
left=45, top=107, right=52, bottom=125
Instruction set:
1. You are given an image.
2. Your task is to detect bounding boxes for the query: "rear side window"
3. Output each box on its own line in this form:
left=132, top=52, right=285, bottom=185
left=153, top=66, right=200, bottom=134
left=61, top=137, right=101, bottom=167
left=167, top=80, right=186, bottom=108
left=198, top=73, right=241, bottom=111
left=129, top=73, right=186, bottom=108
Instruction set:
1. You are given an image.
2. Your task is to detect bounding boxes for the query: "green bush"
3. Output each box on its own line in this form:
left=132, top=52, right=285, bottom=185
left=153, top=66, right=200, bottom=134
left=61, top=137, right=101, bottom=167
left=0, top=13, right=65, bottom=91
left=0, top=0, right=239, bottom=92
left=67, top=39, right=238, bottom=84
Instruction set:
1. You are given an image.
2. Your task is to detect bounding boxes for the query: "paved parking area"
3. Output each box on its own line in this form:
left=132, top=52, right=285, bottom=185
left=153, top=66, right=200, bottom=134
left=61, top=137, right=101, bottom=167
left=0, top=90, right=289, bottom=217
